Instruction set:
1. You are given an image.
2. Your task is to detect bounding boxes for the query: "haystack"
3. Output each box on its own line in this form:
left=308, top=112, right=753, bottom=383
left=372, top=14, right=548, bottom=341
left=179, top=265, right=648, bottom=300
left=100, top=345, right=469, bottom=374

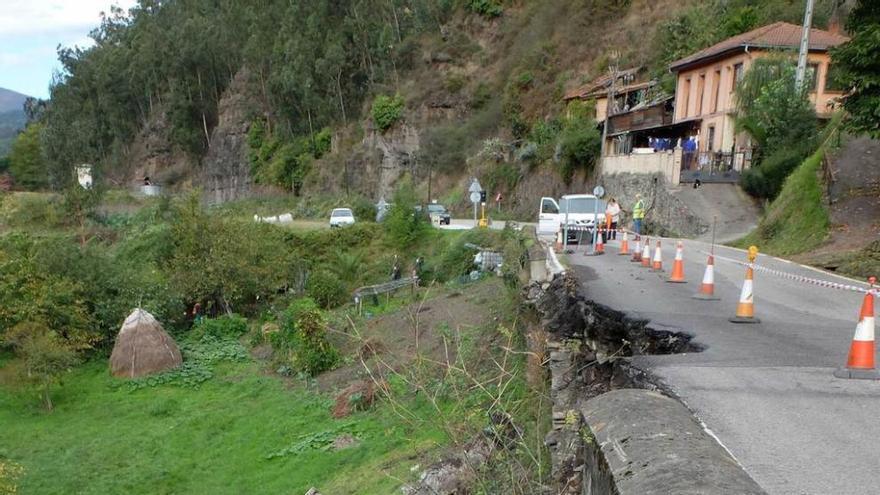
left=110, top=309, right=183, bottom=378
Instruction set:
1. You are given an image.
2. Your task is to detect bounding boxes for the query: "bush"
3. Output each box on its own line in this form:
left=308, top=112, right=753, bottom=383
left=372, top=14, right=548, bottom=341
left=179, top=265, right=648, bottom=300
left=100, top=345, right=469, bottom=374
left=384, top=189, right=430, bottom=247
left=0, top=192, right=62, bottom=228
left=741, top=145, right=810, bottom=200
left=193, top=314, right=249, bottom=339
left=559, top=118, right=601, bottom=183
left=468, top=0, right=503, bottom=17
left=349, top=196, right=377, bottom=223
left=371, top=94, right=405, bottom=132
left=307, top=270, right=348, bottom=309
left=277, top=298, right=339, bottom=376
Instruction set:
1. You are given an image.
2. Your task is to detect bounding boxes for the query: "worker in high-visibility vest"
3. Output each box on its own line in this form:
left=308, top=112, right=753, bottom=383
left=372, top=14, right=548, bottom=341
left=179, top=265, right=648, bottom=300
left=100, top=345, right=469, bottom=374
left=631, top=194, right=646, bottom=235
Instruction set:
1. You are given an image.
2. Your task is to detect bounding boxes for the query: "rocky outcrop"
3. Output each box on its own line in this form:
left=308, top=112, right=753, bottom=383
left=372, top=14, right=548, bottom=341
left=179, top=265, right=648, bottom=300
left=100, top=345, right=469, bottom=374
left=364, top=121, right=421, bottom=200
left=600, top=172, right=708, bottom=237
left=201, top=68, right=261, bottom=204
left=126, top=108, right=192, bottom=188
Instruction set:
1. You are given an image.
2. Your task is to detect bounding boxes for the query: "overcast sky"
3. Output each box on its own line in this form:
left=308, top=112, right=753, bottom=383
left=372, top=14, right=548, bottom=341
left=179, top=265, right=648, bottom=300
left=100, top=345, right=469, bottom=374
left=0, top=0, right=137, bottom=99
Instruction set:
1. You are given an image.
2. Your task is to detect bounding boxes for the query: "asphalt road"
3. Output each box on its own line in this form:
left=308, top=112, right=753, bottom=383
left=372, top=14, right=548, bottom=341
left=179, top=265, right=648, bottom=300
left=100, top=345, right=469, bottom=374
left=566, top=236, right=879, bottom=495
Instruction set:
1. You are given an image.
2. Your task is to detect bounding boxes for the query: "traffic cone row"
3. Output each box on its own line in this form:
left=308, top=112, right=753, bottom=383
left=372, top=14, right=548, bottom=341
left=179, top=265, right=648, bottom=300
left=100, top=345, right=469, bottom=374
left=588, top=235, right=880, bottom=381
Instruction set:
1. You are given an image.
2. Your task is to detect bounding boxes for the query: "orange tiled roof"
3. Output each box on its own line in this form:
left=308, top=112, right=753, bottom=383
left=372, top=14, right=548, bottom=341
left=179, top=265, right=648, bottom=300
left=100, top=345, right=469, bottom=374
left=669, top=22, right=850, bottom=71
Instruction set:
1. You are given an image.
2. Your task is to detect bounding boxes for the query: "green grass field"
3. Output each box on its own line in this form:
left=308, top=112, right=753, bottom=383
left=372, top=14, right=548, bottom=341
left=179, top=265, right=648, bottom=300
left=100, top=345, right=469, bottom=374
left=0, top=359, right=449, bottom=494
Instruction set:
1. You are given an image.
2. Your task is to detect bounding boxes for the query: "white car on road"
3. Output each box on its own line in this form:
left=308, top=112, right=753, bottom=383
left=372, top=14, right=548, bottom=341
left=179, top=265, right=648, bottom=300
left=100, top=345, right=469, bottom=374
left=537, top=194, right=606, bottom=242
left=329, top=208, right=356, bottom=228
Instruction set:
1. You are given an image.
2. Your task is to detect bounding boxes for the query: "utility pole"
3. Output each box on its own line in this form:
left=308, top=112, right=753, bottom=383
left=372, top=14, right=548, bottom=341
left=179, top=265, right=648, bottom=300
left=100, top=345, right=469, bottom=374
left=795, top=0, right=816, bottom=91
left=600, top=52, right=619, bottom=158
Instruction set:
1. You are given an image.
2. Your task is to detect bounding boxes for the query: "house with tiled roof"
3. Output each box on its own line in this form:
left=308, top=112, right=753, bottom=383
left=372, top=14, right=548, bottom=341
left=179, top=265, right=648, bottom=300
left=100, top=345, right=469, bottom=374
left=670, top=21, right=850, bottom=157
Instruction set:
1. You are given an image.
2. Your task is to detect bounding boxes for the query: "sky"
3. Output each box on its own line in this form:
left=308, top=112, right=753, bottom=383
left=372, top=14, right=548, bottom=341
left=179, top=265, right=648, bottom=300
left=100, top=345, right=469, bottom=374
left=0, top=0, right=137, bottom=99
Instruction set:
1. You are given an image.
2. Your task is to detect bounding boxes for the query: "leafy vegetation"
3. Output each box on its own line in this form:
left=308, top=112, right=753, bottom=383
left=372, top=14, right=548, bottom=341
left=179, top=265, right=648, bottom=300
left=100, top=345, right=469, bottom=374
left=830, top=0, right=880, bottom=138
left=736, top=57, right=818, bottom=200
left=370, top=94, right=405, bottom=132
left=733, top=146, right=830, bottom=255
left=7, top=123, right=47, bottom=190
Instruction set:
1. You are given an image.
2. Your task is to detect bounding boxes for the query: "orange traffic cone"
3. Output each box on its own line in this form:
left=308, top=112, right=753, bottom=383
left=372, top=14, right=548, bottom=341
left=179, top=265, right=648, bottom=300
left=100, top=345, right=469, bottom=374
left=631, top=235, right=642, bottom=262
left=618, top=231, right=630, bottom=256
left=651, top=240, right=663, bottom=271
left=641, top=238, right=651, bottom=267
left=554, top=227, right=563, bottom=253
left=693, top=255, right=720, bottom=300
left=729, top=265, right=760, bottom=323
left=667, top=241, right=686, bottom=283
left=595, top=229, right=604, bottom=254
left=834, top=278, right=879, bottom=380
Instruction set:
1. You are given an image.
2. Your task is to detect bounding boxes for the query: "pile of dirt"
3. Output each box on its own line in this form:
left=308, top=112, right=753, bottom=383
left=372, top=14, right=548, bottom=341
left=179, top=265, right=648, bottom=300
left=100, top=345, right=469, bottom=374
left=331, top=379, right=387, bottom=418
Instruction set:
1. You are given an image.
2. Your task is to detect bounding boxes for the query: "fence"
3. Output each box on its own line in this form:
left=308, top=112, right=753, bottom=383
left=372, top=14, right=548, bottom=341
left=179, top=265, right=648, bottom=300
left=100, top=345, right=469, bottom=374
left=679, top=151, right=751, bottom=183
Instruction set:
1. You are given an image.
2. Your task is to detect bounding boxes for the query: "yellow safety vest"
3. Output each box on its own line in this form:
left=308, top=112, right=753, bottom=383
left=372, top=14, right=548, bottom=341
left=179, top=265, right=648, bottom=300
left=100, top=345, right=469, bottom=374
left=633, top=200, right=645, bottom=219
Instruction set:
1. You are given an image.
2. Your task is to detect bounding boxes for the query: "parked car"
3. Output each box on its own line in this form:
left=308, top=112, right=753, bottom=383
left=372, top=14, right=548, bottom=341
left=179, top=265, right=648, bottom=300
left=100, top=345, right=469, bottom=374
left=329, top=208, right=356, bottom=227
left=425, top=203, right=451, bottom=225
left=537, top=194, right=606, bottom=243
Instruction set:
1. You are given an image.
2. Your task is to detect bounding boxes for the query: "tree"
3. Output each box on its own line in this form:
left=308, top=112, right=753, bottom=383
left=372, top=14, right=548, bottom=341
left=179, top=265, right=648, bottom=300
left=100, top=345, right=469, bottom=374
left=830, top=0, right=880, bottom=138
left=735, top=57, right=818, bottom=152
left=8, top=123, right=48, bottom=189
left=4, top=322, right=80, bottom=411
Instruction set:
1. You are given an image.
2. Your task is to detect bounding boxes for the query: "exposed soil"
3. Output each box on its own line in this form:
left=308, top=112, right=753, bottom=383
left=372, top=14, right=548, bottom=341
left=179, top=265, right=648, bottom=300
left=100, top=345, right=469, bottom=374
left=795, top=136, right=880, bottom=272
left=317, top=278, right=509, bottom=392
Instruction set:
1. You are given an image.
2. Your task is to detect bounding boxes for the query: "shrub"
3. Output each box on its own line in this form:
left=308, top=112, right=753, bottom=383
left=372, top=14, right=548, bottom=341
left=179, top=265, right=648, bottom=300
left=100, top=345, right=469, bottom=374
left=383, top=183, right=430, bottom=246
left=349, top=196, right=377, bottom=223
left=278, top=298, right=339, bottom=376
left=741, top=145, right=811, bottom=200
left=468, top=0, right=503, bottom=17
left=371, top=94, right=405, bottom=132
left=193, top=314, right=249, bottom=339
left=307, top=270, right=348, bottom=309
left=559, top=118, right=601, bottom=183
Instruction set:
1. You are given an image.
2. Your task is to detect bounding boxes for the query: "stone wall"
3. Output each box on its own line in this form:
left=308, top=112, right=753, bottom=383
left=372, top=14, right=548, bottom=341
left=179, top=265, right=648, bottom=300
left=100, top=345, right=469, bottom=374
left=599, top=172, right=708, bottom=238
left=601, top=149, right=681, bottom=185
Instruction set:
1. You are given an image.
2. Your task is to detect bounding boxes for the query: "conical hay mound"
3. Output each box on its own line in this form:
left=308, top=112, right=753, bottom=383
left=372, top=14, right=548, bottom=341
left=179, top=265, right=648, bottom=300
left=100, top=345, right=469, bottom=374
left=110, top=309, right=183, bottom=379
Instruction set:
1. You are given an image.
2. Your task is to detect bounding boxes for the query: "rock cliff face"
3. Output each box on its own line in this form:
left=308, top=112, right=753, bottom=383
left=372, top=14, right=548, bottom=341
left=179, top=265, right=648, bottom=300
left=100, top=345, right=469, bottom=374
left=127, top=109, right=193, bottom=188
left=201, top=68, right=261, bottom=204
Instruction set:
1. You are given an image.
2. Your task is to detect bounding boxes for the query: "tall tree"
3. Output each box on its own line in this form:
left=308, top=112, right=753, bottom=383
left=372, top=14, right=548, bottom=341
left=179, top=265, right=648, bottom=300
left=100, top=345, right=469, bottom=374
left=831, top=0, right=880, bottom=138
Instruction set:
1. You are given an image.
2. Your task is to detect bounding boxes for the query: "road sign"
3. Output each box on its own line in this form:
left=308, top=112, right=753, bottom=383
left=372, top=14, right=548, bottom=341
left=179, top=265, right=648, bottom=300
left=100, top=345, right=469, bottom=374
left=470, top=191, right=481, bottom=203
left=469, top=179, right=482, bottom=193
left=593, top=185, right=605, bottom=198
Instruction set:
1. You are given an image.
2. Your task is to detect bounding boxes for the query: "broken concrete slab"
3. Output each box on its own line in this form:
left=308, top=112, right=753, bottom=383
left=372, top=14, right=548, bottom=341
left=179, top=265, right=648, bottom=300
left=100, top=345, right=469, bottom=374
left=580, top=388, right=766, bottom=495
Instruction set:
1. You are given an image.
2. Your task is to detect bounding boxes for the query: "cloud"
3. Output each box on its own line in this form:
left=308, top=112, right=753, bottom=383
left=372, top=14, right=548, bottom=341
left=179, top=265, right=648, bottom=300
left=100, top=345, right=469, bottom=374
left=0, top=0, right=138, bottom=37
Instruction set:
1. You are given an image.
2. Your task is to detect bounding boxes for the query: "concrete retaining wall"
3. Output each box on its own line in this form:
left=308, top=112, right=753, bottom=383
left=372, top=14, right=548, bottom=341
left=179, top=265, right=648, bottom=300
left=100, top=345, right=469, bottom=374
left=580, top=389, right=766, bottom=495
left=601, top=150, right=682, bottom=185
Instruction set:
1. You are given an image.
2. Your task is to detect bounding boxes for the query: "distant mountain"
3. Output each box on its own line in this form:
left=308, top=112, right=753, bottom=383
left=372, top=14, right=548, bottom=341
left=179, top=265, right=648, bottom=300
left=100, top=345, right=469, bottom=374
left=0, top=87, right=29, bottom=157
left=0, top=87, right=29, bottom=113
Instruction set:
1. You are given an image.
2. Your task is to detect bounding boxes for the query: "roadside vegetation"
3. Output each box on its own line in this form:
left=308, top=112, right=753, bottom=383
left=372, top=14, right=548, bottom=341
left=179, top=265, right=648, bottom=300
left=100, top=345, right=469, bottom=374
left=0, top=185, right=548, bottom=493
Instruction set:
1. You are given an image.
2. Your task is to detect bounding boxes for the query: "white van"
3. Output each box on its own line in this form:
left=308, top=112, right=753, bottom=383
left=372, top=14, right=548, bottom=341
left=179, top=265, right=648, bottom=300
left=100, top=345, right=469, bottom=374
left=537, top=194, right=607, bottom=241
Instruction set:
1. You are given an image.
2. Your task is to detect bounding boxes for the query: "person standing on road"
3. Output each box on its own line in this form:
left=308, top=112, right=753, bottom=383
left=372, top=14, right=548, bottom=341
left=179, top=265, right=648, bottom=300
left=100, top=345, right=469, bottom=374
left=605, top=198, right=621, bottom=240
left=631, top=194, right=645, bottom=235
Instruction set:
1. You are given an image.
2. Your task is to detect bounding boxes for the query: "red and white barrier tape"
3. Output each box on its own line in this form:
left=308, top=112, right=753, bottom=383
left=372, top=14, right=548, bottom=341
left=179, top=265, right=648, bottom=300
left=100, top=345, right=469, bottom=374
left=704, top=250, right=877, bottom=295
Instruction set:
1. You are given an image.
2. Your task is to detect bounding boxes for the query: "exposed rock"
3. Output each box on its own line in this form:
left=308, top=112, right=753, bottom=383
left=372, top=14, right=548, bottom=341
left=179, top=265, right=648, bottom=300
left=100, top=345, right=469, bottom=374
left=364, top=122, right=421, bottom=200
left=202, top=67, right=261, bottom=204
left=401, top=438, right=492, bottom=495
left=127, top=108, right=192, bottom=188
left=600, top=172, right=708, bottom=237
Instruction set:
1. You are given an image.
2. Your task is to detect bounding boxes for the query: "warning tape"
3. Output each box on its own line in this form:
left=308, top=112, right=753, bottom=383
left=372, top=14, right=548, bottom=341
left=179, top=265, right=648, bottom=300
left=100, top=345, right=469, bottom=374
left=703, top=250, right=877, bottom=295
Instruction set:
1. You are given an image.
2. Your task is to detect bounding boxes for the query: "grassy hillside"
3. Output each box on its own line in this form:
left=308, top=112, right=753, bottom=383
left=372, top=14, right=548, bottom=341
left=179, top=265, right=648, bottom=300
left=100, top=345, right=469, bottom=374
left=732, top=147, right=830, bottom=255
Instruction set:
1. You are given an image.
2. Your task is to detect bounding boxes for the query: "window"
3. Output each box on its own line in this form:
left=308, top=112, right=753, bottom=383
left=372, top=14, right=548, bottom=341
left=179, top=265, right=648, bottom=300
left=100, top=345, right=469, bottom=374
left=732, top=63, right=744, bottom=89
left=541, top=199, right=558, bottom=214
left=707, top=125, right=716, bottom=152
left=825, top=63, right=847, bottom=92
left=560, top=198, right=607, bottom=214
left=682, top=78, right=691, bottom=117
left=712, top=69, right=722, bottom=113
left=696, top=74, right=706, bottom=115
left=806, top=63, right=820, bottom=92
